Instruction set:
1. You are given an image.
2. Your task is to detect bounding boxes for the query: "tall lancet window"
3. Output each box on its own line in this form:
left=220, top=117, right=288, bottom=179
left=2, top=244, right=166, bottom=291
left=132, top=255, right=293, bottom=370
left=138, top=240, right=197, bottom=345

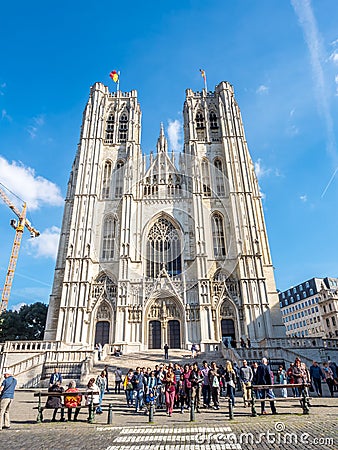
left=102, top=160, right=112, bottom=199
left=209, top=111, right=218, bottom=129
left=102, top=216, right=116, bottom=260
left=212, top=213, right=226, bottom=258
left=118, top=112, right=128, bottom=142
left=201, top=158, right=211, bottom=196
left=105, top=113, right=115, bottom=141
left=114, top=160, right=125, bottom=198
left=195, top=111, right=205, bottom=140
left=146, top=217, right=182, bottom=278
left=214, top=158, right=225, bottom=196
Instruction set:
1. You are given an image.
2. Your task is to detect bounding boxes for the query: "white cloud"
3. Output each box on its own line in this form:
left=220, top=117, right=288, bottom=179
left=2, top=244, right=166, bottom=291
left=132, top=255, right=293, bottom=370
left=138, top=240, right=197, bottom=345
left=254, top=159, right=271, bottom=179
left=26, top=114, right=45, bottom=139
left=0, top=156, right=64, bottom=210
left=1, top=109, right=12, bottom=122
left=291, top=0, right=338, bottom=195
left=256, top=85, right=269, bottom=94
left=0, top=82, right=6, bottom=96
left=329, top=50, right=338, bottom=65
left=27, top=226, right=60, bottom=259
left=11, top=302, right=27, bottom=312
left=167, top=119, right=182, bottom=152
left=300, top=195, right=307, bottom=202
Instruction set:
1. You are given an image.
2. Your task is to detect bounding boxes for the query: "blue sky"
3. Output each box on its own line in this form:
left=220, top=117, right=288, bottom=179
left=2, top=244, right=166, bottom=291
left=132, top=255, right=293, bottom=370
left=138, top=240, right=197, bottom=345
left=0, top=0, right=338, bottom=310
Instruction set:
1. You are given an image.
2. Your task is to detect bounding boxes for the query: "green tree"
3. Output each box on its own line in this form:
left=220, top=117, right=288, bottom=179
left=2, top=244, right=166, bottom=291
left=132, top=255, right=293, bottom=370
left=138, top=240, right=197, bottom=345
left=0, top=302, right=48, bottom=341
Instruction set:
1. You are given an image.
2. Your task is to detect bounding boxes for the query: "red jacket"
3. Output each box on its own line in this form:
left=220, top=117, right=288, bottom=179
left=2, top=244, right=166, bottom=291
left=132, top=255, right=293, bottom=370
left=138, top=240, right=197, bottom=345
left=64, top=388, right=82, bottom=408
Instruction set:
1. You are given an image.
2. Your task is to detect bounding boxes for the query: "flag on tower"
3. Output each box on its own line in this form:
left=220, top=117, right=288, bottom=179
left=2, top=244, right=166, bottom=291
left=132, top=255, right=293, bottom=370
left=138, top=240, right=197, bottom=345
left=199, top=69, right=207, bottom=91
left=199, top=69, right=206, bottom=82
left=109, top=70, right=119, bottom=82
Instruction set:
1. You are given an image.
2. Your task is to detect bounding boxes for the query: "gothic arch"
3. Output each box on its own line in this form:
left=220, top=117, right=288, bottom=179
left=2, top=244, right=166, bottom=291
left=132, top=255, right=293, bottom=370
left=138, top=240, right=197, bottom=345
left=217, top=297, right=241, bottom=344
left=143, top=213, right=183, bottom=279
left=144, top=295, right=185, bottom=349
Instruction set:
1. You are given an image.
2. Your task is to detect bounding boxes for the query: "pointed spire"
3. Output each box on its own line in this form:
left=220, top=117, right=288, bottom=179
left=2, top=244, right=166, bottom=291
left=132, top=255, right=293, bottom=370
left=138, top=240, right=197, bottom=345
left=156, top=122, right=168, bottom=153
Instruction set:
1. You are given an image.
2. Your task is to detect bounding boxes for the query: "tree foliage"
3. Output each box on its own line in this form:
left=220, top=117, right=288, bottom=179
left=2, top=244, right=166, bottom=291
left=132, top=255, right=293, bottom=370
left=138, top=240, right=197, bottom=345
left=0, top=302, right=48, bottom=341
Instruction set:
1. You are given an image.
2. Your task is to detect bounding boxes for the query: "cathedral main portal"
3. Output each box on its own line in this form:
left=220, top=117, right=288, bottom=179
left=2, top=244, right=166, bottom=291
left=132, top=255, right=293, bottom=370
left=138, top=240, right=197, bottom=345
left=146, top=297, right=183, bottom=349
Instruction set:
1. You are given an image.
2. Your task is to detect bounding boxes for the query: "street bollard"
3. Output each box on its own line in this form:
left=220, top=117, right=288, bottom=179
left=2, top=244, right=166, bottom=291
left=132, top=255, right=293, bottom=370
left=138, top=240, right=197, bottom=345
left=228, top=397, right=234, bottom=420
left=149, top=403, right=154, bottom=423
left=251, top=388, right=257, bottom=417
left=190, top=402, right=195, bottom=422
left=107, top=403, right=113, bottom=424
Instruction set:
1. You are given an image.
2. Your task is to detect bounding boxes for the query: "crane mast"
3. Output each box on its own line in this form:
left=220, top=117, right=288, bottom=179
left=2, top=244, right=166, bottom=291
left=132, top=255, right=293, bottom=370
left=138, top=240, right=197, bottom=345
left=0, top=186, right=40, bottom=314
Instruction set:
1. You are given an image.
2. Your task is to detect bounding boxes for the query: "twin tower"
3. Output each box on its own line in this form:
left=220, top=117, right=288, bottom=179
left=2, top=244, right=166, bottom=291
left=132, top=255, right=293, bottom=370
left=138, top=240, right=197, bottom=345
left=44, top=81, right=284, bottom=352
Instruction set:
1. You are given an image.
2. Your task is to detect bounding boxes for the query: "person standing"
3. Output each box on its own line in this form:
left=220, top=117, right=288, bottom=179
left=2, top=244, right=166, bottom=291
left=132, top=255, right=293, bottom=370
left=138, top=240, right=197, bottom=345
left=114, top=367, right=122, bottom=394
left=239, top=360, right=253, bottom=406
left=256, top=357, right=277, bottom=415
left=189, top=362, right=203, bottom=413
left=164, top=367, right=176, bottom=417
left=201, top=360, right=211, bottom=408
left=96, top=371, right=107, bottom=413
left=49, top=367, right=62, bottom=387
left=208, top=361, right=220, bottom=410
left=96, top=343, right=103, bottom=361
left=0, top=370, right=17, bottom=430
left=164, top=344, right=169, bottom=360
left=310, top=361, right=324, bottom=397
left=132, top=367, right=145, bottom=413
left=104, top=365, right=110, bottom=393
left=322, top=362, right=335, bottom=397
left=277, top=365, right=287, bottom=398
left=224, top=360, right=237, bottom=407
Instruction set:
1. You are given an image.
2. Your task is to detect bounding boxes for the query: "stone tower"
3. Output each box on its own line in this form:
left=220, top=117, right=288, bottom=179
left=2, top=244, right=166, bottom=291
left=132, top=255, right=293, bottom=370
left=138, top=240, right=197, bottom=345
left=44, top=80, right=284, bottom=351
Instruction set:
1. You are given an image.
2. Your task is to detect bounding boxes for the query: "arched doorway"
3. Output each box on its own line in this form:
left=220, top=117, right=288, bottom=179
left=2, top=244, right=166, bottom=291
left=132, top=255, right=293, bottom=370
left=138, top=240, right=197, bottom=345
left=168, top=320, right=180, bottom=348
left=95, top=321, right=110, bottom=345
left=148, top=320, right=161, bottom=349
left=221, top=318, right=235, bottom=341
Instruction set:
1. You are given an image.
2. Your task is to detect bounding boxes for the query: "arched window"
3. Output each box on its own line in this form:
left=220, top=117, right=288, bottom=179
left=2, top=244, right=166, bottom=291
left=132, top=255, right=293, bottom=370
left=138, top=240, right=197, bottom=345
left=114, top=160, right=124, bottom=198
left=212, top=213, right=226, bottom=257
left=102, top=161, right=112, bottom=199
left=195, top=111, right=205, bottom=140
left=214, top=158, right=225, bottom=196
left=209, top=111, right=218, bottom=129
left=146, top=217, right=182, bottom=278
left=102, top=216, right=116, bottom=260
left=105, top=113, right=114, bottom=141
left=201, top=158, right=211, bottom=196
left=118, top=112, right=128, bottom=142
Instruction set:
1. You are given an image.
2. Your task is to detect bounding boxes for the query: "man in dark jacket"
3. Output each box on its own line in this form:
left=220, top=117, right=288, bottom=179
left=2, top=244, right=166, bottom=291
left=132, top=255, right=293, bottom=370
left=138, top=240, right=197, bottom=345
left=256, top=358, right=277, bottom=415
left=45, top=382, right=65, bottom=421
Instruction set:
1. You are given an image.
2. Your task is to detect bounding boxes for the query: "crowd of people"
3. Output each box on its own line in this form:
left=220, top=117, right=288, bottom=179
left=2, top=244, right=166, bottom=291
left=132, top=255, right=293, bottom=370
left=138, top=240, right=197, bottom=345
left=117, top=356, right=337, bottom=417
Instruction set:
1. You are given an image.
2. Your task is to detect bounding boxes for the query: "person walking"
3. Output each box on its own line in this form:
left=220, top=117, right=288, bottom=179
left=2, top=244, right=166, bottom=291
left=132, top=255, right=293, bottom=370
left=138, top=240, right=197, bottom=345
left=164, top=344, right=169, bottom=360
left=0, top=370, right=17, bottom=430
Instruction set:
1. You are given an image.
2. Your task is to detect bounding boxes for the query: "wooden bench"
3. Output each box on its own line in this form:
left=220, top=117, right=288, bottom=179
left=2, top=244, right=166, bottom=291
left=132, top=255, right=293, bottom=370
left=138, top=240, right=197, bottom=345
left=33, top=391, right=113, bottom=424
left=225, top=383, right=311, bottom=419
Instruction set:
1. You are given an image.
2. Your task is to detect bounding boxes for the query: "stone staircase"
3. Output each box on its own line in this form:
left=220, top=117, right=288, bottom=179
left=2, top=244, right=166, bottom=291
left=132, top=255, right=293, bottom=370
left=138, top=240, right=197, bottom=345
left=84, top=348, right=225, bottom=384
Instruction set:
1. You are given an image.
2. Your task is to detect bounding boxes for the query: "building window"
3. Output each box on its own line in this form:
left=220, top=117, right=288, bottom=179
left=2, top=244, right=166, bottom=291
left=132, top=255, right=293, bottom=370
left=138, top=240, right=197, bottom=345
left=332, top=317, right=336, bottom=327
left=305, top=281, right=310, bottom=288
left=114, top=160, right=125, bottom=198
left=209, top=111, right=218, bottom=129
left=303, top=292, right=307, bottom=298
left=102, top=160, right=112, bottom=199
left=201, top=158, right=211, bottom=196
left=212, top=213, right=226, bottom=258
left=196, top=111, right=205, bottom=140
left=118, top=112, right=128, bottom=142
left=146, top=217, right=182, bottom=278
left=214, top=158, right=225, bottom=196
left=105, top=113, right=114, bottom=141
left=102, top=216, right=116, bottom=260
left=293, top=287, right=297, bottom=294
left=326, top=318, right=330, bottom=328
left=300, top=284, right=303, bottom=291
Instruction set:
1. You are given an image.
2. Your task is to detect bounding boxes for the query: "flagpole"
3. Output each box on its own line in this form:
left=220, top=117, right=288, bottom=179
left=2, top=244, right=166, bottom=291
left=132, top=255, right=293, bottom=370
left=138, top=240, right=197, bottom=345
left=117, top=71, right=120, bottom=92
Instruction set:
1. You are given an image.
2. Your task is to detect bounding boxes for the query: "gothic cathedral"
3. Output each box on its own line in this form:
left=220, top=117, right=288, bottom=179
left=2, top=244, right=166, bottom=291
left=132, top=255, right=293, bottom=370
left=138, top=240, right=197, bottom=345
left=44, top=81, right=285, bottom=352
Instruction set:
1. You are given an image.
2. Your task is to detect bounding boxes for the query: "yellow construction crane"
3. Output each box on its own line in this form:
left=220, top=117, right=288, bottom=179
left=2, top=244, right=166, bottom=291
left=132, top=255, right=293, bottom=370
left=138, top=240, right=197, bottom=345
left=0, top=184, right=40, bottom=314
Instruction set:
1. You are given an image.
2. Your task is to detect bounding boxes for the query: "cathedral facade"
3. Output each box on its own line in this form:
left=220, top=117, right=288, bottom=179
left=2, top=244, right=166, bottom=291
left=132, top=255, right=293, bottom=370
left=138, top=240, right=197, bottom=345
left=44, top=81, right=284, bottom=352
